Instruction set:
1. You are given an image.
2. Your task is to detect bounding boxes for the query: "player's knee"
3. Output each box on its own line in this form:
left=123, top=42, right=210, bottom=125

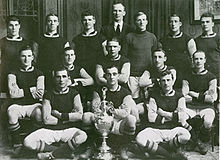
left=203, top=119, right=213, bottom=129
left=7, top=105, right=19, bottom=119
left=74, top=130, right=87, bottom=145
left=136, top=128, right=152, bottom=146
left=32, top=107, right=42, bottom=122
left=177, top=127, right=191, bottom=144
left=24, top=136, right=36, bottom=150
left=82, top=112, right=94, bottom=125
left=130, top=107, right=139, bottom=121
left=126, top=115, right=137, bottom=127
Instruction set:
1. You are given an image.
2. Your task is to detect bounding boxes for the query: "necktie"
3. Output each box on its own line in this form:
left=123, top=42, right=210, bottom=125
left=116, top=24, right=120, bottom=36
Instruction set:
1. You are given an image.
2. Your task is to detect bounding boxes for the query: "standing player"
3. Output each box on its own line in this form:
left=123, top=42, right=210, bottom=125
left=182, top=50, right=217, bottom=154
left=23, top=66, right=87, bottom=159
left=7, top=45, right=44, bottom=152
left=36, top=13, right=69, bottom=90
left=135, top=70, right=190, bottom=160
left=160, top=14, right=196, bottom=86
left=124, top=11, right=158, bottom=102
left=72, top=11, right=103, bottom=79
left=195, top=12, right=220, bottom=85
left=0, top=15, right=37, bottom=95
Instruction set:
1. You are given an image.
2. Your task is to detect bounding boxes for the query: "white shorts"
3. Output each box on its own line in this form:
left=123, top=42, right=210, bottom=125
left=136, top=127, right=189, bottom=146
left=25, top=128, right=81, bottom=145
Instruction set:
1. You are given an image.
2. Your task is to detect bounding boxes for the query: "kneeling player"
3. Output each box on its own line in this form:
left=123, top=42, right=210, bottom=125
left=23, top=67, right=87, bottom=159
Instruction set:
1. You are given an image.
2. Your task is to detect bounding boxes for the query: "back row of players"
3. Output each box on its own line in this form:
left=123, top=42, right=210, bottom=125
left=0, top=2, right=219, bottom=160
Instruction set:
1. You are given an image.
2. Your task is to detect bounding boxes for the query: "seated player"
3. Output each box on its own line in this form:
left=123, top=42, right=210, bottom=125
left=83, top=65, right=136, bottom=136
left=23, top=67, right=87, bottom=159
left=135, top=70, right=190, bottom=160
left=96, top=37, right=130, bottom=88
left=7, top=45, right=44, bottom=152
left=182, top=50, right=217, bottom=154
left=62, top=46, right=94, bottom=107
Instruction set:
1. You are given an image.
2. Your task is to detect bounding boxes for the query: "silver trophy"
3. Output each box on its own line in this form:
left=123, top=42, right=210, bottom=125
left=93, top=87, right=114, bottom=160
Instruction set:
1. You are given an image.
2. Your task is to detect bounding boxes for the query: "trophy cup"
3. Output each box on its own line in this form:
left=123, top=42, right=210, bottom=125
left=93, top=87, right=114, bottom=160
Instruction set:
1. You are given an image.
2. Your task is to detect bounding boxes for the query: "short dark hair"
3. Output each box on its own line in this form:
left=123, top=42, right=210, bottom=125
left=192, top=50, right=206, bottom=59
left=104, top=64, right=119, bottom=73
left=134, top=11, right=147, bottom=21
left=107, top=37, right=121, bottom=46
left=6, top=15, right=20, bottom=25
left=81, top=11, right=95, bottom=20
left=159, top=69, right=174, bottom=80
left=169, top=14, right=181, bottom=22
left=200, top=12, right=214, bottom=21
left=45, top=13, right=58, bottom=22
left=19, top=45, right=33, bottom=54
left=152, top=42, right=166, bottom=57
left=52, top=65, right=68, bottom=77
left=63, top=46, right=74, bottom=54
left=152, top=48, right=166, bottom=57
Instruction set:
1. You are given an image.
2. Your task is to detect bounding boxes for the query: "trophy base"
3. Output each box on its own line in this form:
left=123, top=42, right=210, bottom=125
left=93, top=151, right=114, bottom=160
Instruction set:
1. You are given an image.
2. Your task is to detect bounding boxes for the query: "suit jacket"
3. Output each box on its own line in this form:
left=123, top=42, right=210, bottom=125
left=101, top=22, right=134, bottom=41
left=101, top=22, right=134, bottom=55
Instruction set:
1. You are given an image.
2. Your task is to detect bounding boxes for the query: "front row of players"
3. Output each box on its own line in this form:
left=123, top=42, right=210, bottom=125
left=6, top=43, right=217, bottom=159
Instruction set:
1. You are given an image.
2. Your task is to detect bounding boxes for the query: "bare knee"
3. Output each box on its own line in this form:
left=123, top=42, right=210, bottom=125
left=177, top=127, right=191, bottom=144
left=73, top=130, right=87, bottom=145
left=24, top=136, right=37, bottom=150
left=121, top=115, right=136, bottom=135
left=82, top=112, right=94, bottom=125
left=126, top=115, right=137, bottom=127
left=31, top=107, right=42, bottom=122
left=7, top=105, right=19, bottom=123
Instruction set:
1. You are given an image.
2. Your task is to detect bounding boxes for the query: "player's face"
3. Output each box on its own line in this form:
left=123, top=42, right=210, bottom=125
left=54, top=70, right=69, bottom=89
left=105, top=67, right=119, bottom=86
left=193, top=52, right=206, bottom=69
left=160, top=74, right=174, bottom=92
left=63, top=50, right=75, bottom=65
left=135, top=14, right=148, bottom=31
left=8, top=21, right=20, bottom=37
left=169, top=16, right=182, bottom=32
left=201, top=17, right=214, bottom=33
left=47, top=16, right=59, bottom=32
left=82, top=15, right=95, bottom=30
left=112, top=4, right=126, bottom=22
left=20, top=49, right=34, bottom=67
left=107, top=41, right=121, bottom=58
left=153, top=51, right=166, bottom=68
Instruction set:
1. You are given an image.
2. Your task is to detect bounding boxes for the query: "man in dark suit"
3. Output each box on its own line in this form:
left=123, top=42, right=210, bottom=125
left=100, top=2, right=133, bottom=55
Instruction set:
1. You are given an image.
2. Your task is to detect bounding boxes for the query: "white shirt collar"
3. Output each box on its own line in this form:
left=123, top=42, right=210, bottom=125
left=44, top=33, right=59, bottom=38
left=114, top=21, right=123, bottom=32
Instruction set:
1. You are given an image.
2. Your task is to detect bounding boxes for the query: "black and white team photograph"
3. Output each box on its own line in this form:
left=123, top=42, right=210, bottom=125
left=0, top=0, right=219, bottom=159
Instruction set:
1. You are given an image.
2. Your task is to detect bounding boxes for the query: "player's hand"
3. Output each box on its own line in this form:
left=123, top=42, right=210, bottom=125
left=188, top=91, right=199, bottom=98
left=157, top=108, right=165, bottom=116
left=51, top=110, right=61, bottom=119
